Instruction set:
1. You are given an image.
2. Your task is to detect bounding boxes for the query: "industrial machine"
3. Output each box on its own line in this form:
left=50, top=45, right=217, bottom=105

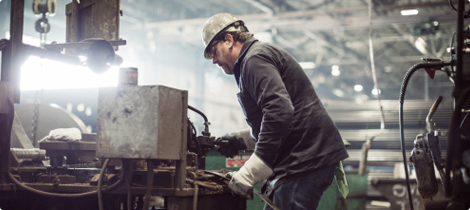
left=0, top=0, right=244, bottom=209
left=399, top=1, right=470, bottom=209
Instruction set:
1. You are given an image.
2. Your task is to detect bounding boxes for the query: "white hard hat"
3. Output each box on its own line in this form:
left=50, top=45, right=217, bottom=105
left=202, top=13, right=248, bottom=59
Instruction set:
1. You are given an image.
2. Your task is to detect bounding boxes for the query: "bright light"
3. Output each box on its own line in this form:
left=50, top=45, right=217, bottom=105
left=20, top=56, right=119, bottom=90
left=371, top=88, right=381, bottom=95
left=332, top=89, right=345, bottom=98
left=5, top=31, right=43, bottom=46
left=331, top=65, right=340, bottom=76
left=354, top=84, right=363, bottom=92
left=370, top=200, right=391, bottom=207
left=401, top=9, right=418, bottom=16
left=299, top=62, right=316, bottom=69
left=414, top=37, right=427, bottom=54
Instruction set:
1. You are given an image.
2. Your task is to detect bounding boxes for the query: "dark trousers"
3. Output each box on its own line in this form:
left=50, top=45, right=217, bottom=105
left=264, top=164, right=337, bottom=210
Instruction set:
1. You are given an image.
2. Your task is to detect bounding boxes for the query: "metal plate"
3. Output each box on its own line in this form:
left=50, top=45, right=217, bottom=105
left=96, top=85, right=187, bottom=159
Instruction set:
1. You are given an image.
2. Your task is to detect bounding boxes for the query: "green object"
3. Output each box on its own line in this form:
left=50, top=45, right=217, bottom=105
left=318, top=171, right=368, bottom=210
left=206, top=149, right=368, bottom=210
left=336, top=161, right=349, bottom=199
left=205, top=149, right=265, bottom=210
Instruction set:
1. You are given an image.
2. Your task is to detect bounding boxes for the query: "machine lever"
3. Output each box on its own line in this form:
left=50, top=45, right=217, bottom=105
left=426, top=96, right=443, bottom=133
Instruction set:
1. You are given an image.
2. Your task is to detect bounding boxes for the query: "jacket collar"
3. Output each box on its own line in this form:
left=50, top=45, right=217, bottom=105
left=233, top=37, right=258, bottom=86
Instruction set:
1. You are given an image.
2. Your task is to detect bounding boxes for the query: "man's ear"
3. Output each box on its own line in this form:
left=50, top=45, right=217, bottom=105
left=224, top=33, right=234, bottom=45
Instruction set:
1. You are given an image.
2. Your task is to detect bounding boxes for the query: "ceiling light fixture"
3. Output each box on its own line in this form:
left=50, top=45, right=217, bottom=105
left=331, top=65, right=340, bottom=76
left=354, top=84, right=363, bottom=92
left=414, top=37, right=428, bottom=54
left=20, top=56, right=119, bottom=90
left=371, top=88, right=381, bottom=95
left=333, top=89, right=345, bottom=98
left=299, top=62, right=316, bottom=69
left=401, top=9, right=418, bottom=16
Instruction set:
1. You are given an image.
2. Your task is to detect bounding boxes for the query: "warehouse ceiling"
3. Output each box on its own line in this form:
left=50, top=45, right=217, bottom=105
left=1, top=0, right=467, bottom=103
left=117, top=0, right=464, bottom=102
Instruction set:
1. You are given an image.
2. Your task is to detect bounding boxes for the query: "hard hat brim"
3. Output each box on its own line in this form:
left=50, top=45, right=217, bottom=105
left=203, top=19, right=247, bottom=59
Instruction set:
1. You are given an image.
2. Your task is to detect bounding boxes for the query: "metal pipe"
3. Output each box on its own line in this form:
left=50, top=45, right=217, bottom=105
left=454, top=0, right=464, bottom=94
left=20, top=44, right=83, bottom=66
left=142, top=160, right=154, bottom=210
left=10, top=148, right=46, bottom=161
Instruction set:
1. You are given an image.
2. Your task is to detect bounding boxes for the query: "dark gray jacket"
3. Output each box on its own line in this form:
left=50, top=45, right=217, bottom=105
left=233, top=37, right=348, bottom=190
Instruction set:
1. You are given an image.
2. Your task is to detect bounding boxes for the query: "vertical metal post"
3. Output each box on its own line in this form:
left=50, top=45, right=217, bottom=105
left=1, top=0, right=24, bottom=103
left=175, top=91, right=188, bottom=189
left=0, top=82, right=14, bottom=184
left=65, top=0, right=80, bottom=43
left=0, top=0, right=24, bottom=185
left=455, top=0, right=464, bottom=96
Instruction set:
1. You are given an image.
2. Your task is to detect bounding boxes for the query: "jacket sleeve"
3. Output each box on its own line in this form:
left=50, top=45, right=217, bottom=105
left=242, top=54, right=294, bottom=167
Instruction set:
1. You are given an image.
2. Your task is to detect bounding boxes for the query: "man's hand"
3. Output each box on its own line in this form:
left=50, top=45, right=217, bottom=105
left=229, top=174, right=254, bottom=199
left=216, top=136, right=247, bottom=158
left=227, top=154, right=273, bottom=199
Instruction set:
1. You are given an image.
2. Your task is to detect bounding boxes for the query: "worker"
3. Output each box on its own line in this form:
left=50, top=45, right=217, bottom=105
left=201, top=13, right=349, bottom=210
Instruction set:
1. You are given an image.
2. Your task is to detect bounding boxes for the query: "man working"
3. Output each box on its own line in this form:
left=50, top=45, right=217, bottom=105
left=201, top=13, right=349, bottom=210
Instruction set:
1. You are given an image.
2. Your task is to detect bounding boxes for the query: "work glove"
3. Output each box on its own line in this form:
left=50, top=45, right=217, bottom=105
left=216, top=135, right=247, bottom=158
left=228, top=154, right=273, bottom=199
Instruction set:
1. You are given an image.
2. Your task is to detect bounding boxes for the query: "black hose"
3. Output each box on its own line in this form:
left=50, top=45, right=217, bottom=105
left=188, top=120, right=203, bottom=156
left=399, top=61, right=451, bottom=210
left=188, top=105, right=210, bottom=134
left=188, top=105, right=208, bottom=123
left=448, top=0, right=457, bottom=12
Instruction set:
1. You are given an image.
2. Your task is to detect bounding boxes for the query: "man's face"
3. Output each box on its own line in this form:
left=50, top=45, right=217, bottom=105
left=210, top=40, right=234, bottom=75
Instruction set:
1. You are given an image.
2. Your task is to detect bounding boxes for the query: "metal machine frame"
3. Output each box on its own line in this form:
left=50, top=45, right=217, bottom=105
left=0, top=1, right=244, bottom=209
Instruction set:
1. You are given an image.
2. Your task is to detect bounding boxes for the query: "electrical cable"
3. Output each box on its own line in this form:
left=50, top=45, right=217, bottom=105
left=368, top=0, right=385, bottom=136
left=359, top=0, right=386, bottom=176
left=448, top=0, right=457, bottom=12
left=8, top=160, right=122, bottom=198
left=399, top=61, right=450, bottom=210
left=98, top=158, right=110, bottom=210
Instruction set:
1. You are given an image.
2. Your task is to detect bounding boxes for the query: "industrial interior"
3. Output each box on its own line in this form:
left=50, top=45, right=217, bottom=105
left=0, top=0, right=469, bottom=209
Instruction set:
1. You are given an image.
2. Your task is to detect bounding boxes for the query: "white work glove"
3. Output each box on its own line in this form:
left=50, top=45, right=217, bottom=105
left=228, top=154, right=273, bottom=199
